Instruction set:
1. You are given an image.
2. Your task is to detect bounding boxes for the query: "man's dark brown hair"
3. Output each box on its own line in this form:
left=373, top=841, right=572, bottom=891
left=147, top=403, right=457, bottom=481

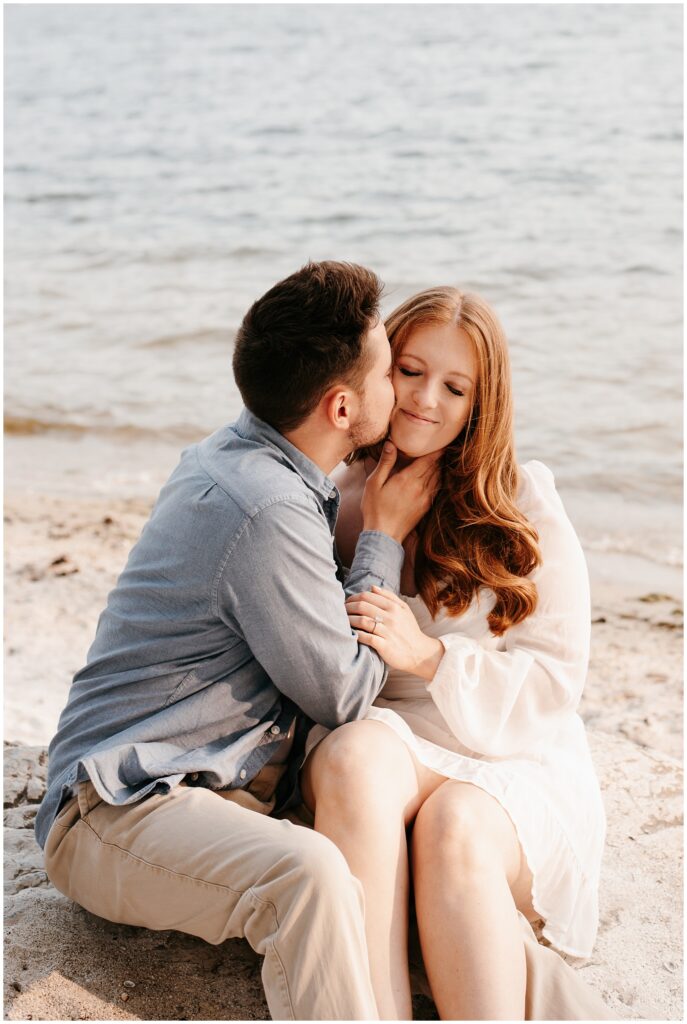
left=232, top=260, right=383, bottom=432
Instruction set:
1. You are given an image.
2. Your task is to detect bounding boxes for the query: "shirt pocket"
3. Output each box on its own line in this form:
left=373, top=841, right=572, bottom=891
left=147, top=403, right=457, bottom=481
left=162, top=668, right=204, bottom=708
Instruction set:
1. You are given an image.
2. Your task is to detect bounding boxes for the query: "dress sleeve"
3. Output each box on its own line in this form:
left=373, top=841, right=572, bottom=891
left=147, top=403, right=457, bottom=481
left=427, top=463, right=591, bottom=757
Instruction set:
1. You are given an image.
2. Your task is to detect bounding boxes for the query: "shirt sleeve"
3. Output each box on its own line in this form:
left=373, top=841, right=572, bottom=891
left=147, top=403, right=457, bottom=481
left=216, top=495, right=405, bottom=730
left=427, top=463, right=591, bottom=757
left=344, top=529, right=405, bottom=598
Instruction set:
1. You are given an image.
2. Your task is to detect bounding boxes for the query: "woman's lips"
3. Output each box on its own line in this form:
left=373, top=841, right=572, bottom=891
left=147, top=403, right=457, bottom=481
left=400, top=409, right=437, bottom=425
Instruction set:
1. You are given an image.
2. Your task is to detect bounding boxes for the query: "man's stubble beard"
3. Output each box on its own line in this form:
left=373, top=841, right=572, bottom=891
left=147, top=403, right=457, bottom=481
left=347, top=394, right=394, bottom=450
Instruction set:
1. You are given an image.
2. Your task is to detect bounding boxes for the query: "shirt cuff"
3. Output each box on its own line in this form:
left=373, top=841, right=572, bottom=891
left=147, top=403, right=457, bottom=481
left=349, top=530, right=405, bottom=593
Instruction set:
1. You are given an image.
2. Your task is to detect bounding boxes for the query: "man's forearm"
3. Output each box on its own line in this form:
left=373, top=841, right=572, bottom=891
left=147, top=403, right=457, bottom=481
left=345, top=529, right=404, bottom=599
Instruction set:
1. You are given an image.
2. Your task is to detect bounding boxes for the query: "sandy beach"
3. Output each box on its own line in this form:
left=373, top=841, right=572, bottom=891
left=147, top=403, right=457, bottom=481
left=3, top=481, right=684, bottom=1019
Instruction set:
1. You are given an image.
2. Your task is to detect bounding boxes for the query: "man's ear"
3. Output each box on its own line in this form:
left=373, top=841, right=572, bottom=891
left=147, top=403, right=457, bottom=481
left=321, top=386, right=358, bottom=432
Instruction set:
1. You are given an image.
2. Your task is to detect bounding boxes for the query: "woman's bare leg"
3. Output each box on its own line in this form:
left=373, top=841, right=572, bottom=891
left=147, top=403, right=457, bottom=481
left=301, top=720, right=445, bottom=1020
left=411, top=780, right=536, bottom=1021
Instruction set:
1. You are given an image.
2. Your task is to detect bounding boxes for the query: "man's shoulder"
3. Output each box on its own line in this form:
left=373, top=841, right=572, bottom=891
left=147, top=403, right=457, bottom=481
left=197, top=423, right=318, bottom=517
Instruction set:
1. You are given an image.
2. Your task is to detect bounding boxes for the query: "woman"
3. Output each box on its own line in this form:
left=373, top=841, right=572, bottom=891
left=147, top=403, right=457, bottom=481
left=300, top=287, right=606, bottom=1020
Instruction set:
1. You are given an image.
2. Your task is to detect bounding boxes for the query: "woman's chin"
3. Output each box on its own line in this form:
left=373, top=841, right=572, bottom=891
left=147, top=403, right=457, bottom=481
left=390, top=432, right=441, bottom=460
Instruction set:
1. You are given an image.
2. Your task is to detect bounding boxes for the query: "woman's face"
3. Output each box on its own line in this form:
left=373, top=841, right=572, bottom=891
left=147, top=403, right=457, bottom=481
left=389, top=321, right=477, bottom=458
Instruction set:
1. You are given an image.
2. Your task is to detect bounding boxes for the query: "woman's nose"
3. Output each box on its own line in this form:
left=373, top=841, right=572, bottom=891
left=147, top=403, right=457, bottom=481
left=412, top=381, right=438, bottom=408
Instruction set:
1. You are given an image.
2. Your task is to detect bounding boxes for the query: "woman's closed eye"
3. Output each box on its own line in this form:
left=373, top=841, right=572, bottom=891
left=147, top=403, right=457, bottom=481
left=399, top=367, right=464, bottom=397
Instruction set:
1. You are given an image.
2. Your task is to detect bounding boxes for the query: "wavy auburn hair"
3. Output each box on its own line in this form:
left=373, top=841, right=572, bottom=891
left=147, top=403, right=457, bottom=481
left=353, top=287, right=541, bottom=635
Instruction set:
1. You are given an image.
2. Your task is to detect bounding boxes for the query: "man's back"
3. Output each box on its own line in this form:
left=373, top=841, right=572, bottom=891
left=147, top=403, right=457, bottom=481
left=36, top=408, right=402, bottom=848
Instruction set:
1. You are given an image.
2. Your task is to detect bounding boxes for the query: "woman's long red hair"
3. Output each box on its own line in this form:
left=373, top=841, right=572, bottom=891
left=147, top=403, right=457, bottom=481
left=352, top=287, right=541, bottom=636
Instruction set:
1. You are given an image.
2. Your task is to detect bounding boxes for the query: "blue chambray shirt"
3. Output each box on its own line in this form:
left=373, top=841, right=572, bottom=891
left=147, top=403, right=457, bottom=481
left=35, top=409, right=404, bottom=849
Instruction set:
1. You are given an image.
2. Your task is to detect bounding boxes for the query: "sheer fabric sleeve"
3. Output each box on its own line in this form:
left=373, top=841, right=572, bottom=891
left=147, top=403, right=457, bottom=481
left=427, top=462, right=591, bottom=758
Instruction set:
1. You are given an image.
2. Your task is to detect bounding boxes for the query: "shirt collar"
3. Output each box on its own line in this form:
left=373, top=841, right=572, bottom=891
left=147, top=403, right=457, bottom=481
left=233, top=408, right=338, bottom=504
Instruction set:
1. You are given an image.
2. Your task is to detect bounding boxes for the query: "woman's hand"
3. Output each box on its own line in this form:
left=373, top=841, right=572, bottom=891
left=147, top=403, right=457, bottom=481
left=361, top=443, right=441, bottom=544
left=346, top=585, right=445, bottom=681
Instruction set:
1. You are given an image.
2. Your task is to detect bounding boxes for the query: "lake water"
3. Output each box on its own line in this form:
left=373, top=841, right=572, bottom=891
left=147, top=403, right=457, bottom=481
left=4, top=3, right=683, bottom=590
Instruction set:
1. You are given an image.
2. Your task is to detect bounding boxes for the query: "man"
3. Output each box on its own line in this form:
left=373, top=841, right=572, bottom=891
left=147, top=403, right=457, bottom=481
left=36, top=260, right=437, bottom=1020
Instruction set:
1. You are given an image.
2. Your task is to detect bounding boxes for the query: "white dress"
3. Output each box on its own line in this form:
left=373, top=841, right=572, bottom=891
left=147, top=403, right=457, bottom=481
left=310, top=460, right=605, bottom=958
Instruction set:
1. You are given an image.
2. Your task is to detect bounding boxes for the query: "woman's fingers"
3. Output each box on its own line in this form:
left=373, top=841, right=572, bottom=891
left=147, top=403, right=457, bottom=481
left=371, top=585, right=406, bottom=607
left=354, top=629, right=383, bottom=651
left=365, top=441, right=397, bottom=489
left=345, top=601, right=389, bottom=625
left=348, top=613, right=386, bottom=634
left=345, top=589, right=396, bottom=612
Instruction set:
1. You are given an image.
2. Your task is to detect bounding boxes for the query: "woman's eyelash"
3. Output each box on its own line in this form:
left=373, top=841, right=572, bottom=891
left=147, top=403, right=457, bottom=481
left=398, top=367, right=465, bottom=397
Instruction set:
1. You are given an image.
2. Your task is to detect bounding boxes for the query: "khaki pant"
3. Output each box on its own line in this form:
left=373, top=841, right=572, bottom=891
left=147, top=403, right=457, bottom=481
left=44, top=781, right=614, bottom=1021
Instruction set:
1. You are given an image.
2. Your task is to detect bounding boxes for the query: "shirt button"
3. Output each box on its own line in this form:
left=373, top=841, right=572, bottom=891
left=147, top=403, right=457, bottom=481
left=188, top=772, right=199, bottom=781
left=329, top=490, right=336, bottom=500
left=270, top=725, right=281, bottom=735
left=239, top=769, right=247, bottom=780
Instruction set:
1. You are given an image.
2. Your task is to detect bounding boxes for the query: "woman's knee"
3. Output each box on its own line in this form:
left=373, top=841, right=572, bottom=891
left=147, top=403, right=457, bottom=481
left=412, top=782, right=520, bottom=881
left=307, top=720, right=417, bottom=807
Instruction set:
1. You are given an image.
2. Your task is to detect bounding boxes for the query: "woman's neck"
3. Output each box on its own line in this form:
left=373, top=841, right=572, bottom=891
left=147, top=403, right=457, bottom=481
left=392, top=450, right=416, bottom=472
left=363, top=449, right=416, bottom=476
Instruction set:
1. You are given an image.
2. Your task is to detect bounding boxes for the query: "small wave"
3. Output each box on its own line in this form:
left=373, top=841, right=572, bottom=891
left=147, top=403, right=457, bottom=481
left=584, top=533, right=683, bottom=569
left=599, top=420, right=668, bottom=437
left=191, top=184, right=242, bottom=195
left=522, top=60, right=554, bottom=71
left=4, top=414, right=204, bottom=444
left=392, top=150, right=426, bottom=160
left=249, top=125, right=300, bottom=136
left=138, top=245, right=268, bottom=265
left=5, top=414, right=79, bottom=436
left=648, top=131, right=683, bottom=143
left=10, top=191, right=104, bottom=204
left=226, top=245, right=282, bottom=259
left=418, top=36, right=453, bottom=48
left=503, top=265, right=559, bottom=282
left=301, top=212, right=358, bottom=225
left=138, top=327, right=232, bottom=350
left=621, top=264, right=668, bottom=276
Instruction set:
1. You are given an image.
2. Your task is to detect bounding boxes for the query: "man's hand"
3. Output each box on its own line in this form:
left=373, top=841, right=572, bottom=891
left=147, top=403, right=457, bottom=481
left=361, top=442, right=441, bottom=544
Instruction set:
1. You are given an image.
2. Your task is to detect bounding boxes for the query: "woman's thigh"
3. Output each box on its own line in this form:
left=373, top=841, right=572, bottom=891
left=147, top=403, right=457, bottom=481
left=411, top=780, right=536, bottom=919
left=301, top=718, right=447, bottom=827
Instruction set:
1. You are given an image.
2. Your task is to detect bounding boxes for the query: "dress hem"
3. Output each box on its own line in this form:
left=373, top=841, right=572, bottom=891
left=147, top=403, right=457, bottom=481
left=364, top=707, right=599, bottom=958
